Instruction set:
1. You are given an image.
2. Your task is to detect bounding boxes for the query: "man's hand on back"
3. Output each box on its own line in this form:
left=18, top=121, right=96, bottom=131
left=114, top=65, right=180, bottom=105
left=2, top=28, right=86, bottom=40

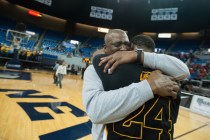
left=147, top=70, right=179, bottom=99
left=99, top=51, right=138, bottom=74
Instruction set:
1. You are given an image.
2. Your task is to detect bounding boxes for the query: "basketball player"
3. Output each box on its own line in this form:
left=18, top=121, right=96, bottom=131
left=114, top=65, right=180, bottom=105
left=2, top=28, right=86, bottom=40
left=82, top=29, right=189, bottom=140
left=56, top=61, right=67, bottom=89
left=131, top=34, right=155, bottom=52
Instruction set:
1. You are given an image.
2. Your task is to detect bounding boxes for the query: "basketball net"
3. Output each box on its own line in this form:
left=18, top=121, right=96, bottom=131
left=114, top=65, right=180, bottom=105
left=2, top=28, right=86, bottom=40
left=6, top=29, right=31, bottom=49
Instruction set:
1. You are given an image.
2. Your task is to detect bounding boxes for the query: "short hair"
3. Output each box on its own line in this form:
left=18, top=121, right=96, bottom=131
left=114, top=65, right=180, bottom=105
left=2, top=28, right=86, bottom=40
left=104, top=29, right=128, bottom=45
left=131, top=35, right=155, bottom=52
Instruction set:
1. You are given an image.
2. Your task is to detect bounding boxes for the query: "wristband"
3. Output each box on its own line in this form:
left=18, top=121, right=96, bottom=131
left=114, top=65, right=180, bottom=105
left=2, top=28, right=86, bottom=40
left=136, top=49, right=142, bottom=63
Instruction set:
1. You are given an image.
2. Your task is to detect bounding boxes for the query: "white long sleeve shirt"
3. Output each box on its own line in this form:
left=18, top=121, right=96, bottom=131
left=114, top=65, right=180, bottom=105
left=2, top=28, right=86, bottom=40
left=56, top=65, right=67, bottom=75
left=82, top=52, right=190, bottom=140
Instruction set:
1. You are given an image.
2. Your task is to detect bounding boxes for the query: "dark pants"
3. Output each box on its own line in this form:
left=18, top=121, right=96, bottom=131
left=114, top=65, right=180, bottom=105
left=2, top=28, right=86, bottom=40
left=81, top=71, right=84, bottom=79
left=56, top=73, right=64, bottom=88
left=53, top=72, right=57, bottom=83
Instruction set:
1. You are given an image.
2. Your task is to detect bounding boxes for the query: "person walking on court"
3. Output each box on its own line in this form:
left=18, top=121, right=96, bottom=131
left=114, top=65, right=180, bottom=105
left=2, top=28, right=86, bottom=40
left=56, top=61, right=67, bottom=89
left=53, top=61, right=59, bottom=84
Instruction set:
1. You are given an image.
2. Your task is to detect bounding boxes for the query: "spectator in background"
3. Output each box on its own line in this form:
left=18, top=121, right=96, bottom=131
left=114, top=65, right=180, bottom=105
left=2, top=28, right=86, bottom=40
left=81, top=67, right=86, bottom=79
left=207, top=74, right=210, bottom=80
left=71, top=64, right=75, bottom=71
left=56, top=61, right=67, bottom=89
left=66, top=64, right=71, bottom=74
left=53, top=61, right=59, bottom=84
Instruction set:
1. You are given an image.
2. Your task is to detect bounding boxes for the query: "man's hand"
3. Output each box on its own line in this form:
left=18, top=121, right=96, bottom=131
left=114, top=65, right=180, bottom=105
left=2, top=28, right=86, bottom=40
left=99, top=51, right=138, bottom=74
left=147, top=70, right=179, bottom=99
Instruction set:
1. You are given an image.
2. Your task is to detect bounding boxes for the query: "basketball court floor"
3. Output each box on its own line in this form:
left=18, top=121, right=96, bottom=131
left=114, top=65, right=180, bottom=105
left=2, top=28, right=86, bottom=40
left=0, top=68, right=209, bottom=140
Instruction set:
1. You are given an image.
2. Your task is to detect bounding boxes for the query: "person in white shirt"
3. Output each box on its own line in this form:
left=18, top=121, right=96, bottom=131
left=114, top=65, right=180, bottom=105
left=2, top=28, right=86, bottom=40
left=82, top=29, right=190, bottom=140
left=56, top=61, right=67, bottom=89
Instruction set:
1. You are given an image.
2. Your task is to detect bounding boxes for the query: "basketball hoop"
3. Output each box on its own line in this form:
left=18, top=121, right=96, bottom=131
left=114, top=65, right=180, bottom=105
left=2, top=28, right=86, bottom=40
left=6, top=29, right=31, bottom=46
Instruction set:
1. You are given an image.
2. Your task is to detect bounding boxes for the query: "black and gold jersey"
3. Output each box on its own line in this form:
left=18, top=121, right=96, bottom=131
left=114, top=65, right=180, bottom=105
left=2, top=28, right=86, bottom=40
left=93, top=54, right=180, bottom=140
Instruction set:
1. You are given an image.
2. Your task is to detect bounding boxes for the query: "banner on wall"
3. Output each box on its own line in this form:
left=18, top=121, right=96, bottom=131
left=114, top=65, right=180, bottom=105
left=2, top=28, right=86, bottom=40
left=190, top=95, right=210, bottom=117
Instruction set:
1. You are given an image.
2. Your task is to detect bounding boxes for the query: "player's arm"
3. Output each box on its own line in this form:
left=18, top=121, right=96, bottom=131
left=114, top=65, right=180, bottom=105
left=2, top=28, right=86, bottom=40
left=99, top=51, right=190, bottom=81
left=142, top=52, right=190, bottom=81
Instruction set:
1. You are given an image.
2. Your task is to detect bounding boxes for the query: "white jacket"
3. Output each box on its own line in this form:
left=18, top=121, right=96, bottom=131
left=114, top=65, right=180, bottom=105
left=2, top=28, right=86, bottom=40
left=56, top=65, right=67, bottom=75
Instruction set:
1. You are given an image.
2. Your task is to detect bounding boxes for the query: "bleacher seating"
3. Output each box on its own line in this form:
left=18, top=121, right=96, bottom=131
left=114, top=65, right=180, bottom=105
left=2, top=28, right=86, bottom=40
left=26, top=26, right=43, bottom=36
left=0, top=18, right=43, bottom=50
left=42, top=53, right=58, bottom=60
left=189, top=59, right=209, bottom=80
left=192, top=59, right=209, bottom=65
left=0, top=30, right=11, bottom=46
left=202, top=40, right=210, bottom=49
left=23, top=26, right=43, bottom=50
left=64, top=47, right=72, bottom=53
left=80, top=47, right=94, bottom=57
left=0, top=17, right=16, bottom=30
left=42, top=40, right=58, bottom=49
left=88, top=38, right=104, bottom=49
left=41, top=30, right=65, bottom=51
left=22, top=40, right=36, bottom=50
left=79, top=38, right=103, bottom=57
left=155, top=40, right=173, bottom=50
left=171, top=40, right=201, bottom=52
left=0, top=17, right=16, bottom=46
left=67, top=36, right=103, bottom=57
left=68, top=36, right=88, bottom=43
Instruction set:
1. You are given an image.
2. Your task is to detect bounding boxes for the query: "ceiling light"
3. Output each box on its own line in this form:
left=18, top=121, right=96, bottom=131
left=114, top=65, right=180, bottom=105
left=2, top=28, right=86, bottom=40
left=158, top=33, right=171, bottom=38
left=98, top=27, right=109, bottom=33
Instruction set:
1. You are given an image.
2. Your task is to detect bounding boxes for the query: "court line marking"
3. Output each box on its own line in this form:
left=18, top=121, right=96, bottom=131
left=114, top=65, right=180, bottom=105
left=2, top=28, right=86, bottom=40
left=174, top=124, right=208, bottom=139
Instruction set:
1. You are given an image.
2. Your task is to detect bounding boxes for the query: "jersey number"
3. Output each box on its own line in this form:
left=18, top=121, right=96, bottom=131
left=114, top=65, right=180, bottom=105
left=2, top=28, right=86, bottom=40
left=112, top=97, right=172, bottom=140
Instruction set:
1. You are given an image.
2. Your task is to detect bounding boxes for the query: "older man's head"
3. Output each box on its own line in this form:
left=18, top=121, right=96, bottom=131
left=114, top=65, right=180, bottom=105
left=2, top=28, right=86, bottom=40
left=103, top=29, right=130, bottom=54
